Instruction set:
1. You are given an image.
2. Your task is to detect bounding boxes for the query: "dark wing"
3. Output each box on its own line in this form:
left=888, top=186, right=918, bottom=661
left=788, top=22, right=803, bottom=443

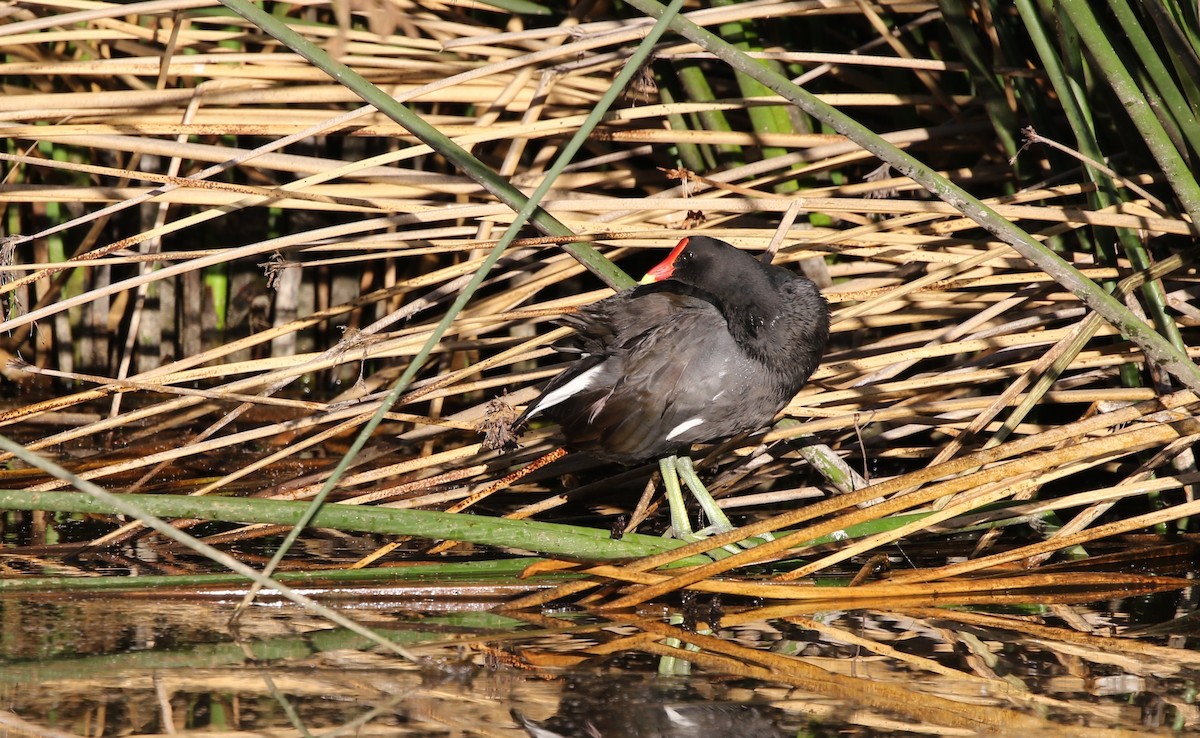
left=515, top=288, right=697, bottom=432
left=516, top=284, right=695, bottom=422
left=541, top=291, right=768, bottom=461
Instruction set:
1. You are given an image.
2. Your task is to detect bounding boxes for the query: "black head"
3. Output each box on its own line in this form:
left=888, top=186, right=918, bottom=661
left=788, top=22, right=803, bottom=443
left=643, top=235, right=829, bottom=372
left=641, top=236, right=791, bottom=339
left=642, top=235, right=763, bottom=289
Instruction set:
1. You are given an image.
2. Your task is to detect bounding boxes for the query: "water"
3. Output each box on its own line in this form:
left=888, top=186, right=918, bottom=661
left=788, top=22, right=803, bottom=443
left=1, top=586, right=1195, bottom=735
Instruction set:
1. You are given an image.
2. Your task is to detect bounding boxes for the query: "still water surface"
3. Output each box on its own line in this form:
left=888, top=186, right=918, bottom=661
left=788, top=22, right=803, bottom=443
left=2, top=585, right=1196, bottom=736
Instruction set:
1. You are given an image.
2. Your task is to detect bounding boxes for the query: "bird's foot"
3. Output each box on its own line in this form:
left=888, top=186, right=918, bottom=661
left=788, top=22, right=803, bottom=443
left=661, top=455, right=772, bottom=554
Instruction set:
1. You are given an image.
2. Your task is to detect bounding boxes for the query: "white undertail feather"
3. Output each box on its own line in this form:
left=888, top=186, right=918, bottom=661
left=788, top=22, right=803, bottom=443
left=524, top=363, right=603, bottom=419
left=664, top=417, right=705, bottom=441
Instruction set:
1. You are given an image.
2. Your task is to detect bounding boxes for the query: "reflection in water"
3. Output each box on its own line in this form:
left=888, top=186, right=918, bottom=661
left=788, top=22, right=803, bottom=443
left=511, top=672, right=789, bottom=738
left=1, top=588, right=1197, bottom=734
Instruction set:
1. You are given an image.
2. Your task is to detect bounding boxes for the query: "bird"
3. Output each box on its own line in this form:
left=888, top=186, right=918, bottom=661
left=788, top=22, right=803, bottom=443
left=515, top=235, right=830, bottom=540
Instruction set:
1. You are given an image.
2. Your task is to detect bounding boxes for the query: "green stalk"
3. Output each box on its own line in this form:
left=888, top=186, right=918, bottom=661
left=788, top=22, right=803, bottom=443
left=222, top=0, right=684, bottom=606
left=1139, top=2, right=1200, bottom=112
left=1025, top=0, right=1140, bottom=395
left=470, top=0, right=553, bottom=14
left=216, top=0, right=632, bottom=290
left=1106, top=0, right=1200, bottom=157
left=711, top=0, right=798, bottom=191
left=0, top=435, right=420, bottom=662
left=1019, top=0, right=1183, bottom=358
left=0, top=488, right=943, bottom=576
left=654, top=80, right=709, bottom=172
left=624, top=0, right=1200, bottom=393
left=0, top=558, right=553, bottom=594
left=1020, top=0, right=1113, bottom=268
left=0, top=488, right=706, bottom=563
left=937, top=0, right=1021, bottom=163
left=1019, top=0, right=1111, bottom=216
left=674, top=61, right=743, bottom=169
left=0, top=625, right=438, bottom=685
left=1058, top=0, right=1200, bottom=224
left=1041, top=1, right=1188, bottom=358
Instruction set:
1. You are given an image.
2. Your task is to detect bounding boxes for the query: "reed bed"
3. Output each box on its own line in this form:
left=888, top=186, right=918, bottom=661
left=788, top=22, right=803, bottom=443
left=2, top=2, right=1200, bottom=734
left=2, top=0, right=1198, bottom=587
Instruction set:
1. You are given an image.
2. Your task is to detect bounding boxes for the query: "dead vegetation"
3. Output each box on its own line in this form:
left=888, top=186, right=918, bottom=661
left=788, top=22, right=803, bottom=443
left=1, top=0, right=1199, bottom=733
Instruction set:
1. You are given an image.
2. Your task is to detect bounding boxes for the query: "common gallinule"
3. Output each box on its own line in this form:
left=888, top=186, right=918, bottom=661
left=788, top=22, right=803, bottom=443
left=517, top=235, right=829, bottom=539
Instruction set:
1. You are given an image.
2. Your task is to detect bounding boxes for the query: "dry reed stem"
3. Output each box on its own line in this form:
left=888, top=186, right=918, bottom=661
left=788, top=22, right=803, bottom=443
left=2, top=1, right=1197, bottom=607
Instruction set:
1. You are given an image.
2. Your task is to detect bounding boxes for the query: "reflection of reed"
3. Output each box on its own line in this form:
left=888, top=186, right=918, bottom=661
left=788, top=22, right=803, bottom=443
left=6, top=595, right=1192, bottom=735
left=3, top=3, right=1200, bottom=733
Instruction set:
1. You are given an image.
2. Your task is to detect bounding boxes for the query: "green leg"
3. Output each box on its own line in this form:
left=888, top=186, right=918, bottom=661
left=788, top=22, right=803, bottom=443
left=661, top=454, right=775, bottom=550
left=657, top=612, right=698, bottom=676
left=675, top=455, right=734, bottom=535
left=659, top=455, right=696, bottom=540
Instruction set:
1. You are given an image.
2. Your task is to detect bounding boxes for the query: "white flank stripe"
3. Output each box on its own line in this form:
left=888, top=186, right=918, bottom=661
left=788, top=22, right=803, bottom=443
left=665, top=417, right=705, bottom=441
left=664, top=707, right=698, bottom=728
left=526, top=364, right=603, bottom=418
